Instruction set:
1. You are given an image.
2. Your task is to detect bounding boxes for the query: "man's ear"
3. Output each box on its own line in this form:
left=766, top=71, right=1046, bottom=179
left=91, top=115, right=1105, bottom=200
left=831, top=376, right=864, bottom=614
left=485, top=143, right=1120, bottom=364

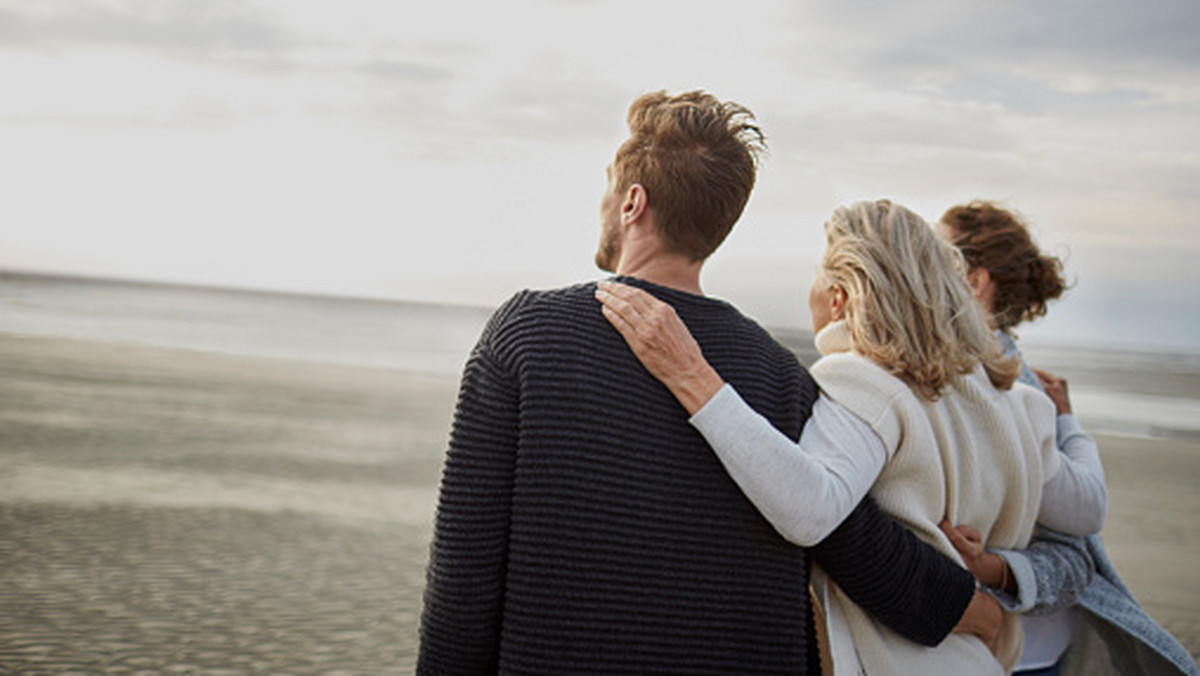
left=622, top=184, right=648, bottom=226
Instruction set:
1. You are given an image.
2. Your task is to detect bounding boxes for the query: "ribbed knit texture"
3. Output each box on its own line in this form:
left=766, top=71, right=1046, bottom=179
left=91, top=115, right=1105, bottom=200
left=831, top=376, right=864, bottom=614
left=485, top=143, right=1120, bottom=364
left=417, top=279, right=974, bottom=674
left=811, top=320, right=1059, bottom=675
left=807, top=496, right=973, bottom=649
left=418, top=278, right=814, bottom=674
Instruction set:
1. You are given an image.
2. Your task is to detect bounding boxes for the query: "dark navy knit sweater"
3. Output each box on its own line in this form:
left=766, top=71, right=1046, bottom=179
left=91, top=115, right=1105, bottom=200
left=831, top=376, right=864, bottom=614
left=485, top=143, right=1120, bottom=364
left=417, top=277, right=973, bottom=674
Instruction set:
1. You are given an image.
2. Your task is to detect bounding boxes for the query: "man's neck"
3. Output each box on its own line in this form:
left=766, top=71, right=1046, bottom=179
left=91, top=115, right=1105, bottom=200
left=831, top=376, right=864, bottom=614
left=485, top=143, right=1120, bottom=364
left=615, top=254, right=704, bottom=296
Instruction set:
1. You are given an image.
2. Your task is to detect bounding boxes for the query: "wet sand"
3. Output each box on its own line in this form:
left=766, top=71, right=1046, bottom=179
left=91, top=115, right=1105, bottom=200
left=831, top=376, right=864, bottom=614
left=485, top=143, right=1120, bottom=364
left=1088, top=433, right=1200, bottom=658
left=0, top=333, right=455, bottom=674
left=1, top=332, right=1197, bottom=673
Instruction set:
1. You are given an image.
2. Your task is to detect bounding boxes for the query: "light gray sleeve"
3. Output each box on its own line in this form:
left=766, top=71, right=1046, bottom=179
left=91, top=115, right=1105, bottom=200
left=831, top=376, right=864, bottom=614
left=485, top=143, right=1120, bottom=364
left=1036, top=414, right=1107, bottom=535
left=688, top=384, right=887, bottom=546
left=992, top=528, right=1096, bottom=614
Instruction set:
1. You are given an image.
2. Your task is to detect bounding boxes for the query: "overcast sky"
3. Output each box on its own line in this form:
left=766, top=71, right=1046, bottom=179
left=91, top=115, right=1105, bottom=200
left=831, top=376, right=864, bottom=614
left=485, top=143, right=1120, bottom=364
left=2, top=0, right=1198, bottom=352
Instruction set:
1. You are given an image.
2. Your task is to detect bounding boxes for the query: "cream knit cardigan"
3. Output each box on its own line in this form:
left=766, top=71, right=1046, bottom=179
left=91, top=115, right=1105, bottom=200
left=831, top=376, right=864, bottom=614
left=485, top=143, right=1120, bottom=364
left=810, top=320, right=1061, bottom=676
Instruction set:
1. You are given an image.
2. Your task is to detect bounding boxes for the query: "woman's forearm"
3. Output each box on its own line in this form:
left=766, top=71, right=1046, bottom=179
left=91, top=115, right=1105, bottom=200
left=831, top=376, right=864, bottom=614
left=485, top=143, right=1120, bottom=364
left=662, top=361, right=726, bottom=416
left=690, top=387, right=886, bottom=546
left=1037, top=417, right=1107, bottom=535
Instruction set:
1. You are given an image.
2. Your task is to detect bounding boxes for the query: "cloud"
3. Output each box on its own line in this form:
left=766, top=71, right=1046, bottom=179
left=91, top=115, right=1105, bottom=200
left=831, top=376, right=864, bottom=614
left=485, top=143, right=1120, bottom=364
left=355, top=58, right=456, bottom=83
left=779, top=0, right=1200, bottom=112
left=458, top=70, right=631, bottom=144
left=0, top=0, right=637, bottom=161
left=738, top=0, right=1200, bottom=260
left=0, top=0, right=315, bottom=63
left=791, top=0, right=1200, bottom=71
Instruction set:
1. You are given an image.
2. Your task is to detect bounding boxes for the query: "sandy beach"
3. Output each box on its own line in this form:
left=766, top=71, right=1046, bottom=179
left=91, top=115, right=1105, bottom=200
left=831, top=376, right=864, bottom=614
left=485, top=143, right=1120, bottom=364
left=1087, top=433, right=1200, bottom=655
left=0, top=333, right=457, bottom=674
left=1, top=331, right=1197, bottom=673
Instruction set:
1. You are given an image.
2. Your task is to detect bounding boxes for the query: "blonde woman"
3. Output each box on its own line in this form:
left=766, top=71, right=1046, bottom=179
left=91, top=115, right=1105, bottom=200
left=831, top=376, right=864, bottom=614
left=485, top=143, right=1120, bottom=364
left=594, top=199, right=1107, bottom=675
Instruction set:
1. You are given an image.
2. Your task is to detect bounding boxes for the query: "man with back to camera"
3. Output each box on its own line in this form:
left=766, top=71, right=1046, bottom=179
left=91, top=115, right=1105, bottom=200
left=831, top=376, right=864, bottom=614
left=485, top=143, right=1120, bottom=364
left=417, top=90, right=999, bottom=673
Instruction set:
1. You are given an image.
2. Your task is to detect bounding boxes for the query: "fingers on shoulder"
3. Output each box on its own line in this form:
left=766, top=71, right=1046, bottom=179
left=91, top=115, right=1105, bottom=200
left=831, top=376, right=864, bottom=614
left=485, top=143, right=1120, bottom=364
left=647, top=302, right=679, bottom=329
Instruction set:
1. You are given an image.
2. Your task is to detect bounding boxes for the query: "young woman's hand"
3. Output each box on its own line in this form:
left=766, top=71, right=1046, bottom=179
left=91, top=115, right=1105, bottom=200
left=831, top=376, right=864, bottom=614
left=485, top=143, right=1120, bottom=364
left=595, top=281, right=725, bottom=415
left=1033, top=368, right=1072, bottom=415
left=939, top=520, right=1014, bottom=594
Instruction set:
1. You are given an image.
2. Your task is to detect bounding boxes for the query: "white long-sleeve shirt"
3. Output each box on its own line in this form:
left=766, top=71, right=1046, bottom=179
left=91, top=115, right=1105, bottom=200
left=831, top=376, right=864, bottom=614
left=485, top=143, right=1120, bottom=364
left=690, top=384, right=1107, bottom=547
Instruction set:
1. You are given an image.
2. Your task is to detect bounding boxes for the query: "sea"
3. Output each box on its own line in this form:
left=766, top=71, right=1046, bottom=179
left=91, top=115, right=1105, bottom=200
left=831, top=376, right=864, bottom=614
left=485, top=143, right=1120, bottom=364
left=3, top=270, right=1198, bottom=442
left=0, top=271, right=493, bottom=376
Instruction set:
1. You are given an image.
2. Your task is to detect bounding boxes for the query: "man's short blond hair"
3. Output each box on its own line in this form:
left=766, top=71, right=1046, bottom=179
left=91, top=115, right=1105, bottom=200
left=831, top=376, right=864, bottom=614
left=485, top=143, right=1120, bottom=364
left=612, top=90, right=766, bottom=262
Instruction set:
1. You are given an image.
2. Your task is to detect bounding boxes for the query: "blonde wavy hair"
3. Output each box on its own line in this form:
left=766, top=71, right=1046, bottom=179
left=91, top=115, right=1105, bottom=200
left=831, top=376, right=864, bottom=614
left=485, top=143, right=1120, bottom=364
left=818, top=199, right=1019, bottom=400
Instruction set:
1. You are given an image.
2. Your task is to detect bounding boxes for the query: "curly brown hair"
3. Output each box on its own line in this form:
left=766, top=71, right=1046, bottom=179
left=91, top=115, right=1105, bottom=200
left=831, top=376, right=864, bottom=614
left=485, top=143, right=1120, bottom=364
left=940, top=201, right=1068, bottom=331
left=612, top=90, right=766, bottom=262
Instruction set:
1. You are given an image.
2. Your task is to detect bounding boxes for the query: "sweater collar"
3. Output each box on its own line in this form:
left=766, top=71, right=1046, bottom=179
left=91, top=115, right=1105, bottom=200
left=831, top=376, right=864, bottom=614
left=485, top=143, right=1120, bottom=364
left=610, top=275, right=728, bottom=310
left=815, top=319, right=853, bottom=356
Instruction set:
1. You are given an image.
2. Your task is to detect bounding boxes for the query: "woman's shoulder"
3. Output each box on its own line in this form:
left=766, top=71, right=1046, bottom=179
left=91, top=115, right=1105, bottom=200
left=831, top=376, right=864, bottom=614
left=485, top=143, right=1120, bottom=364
left=811, top=352, right=919, bottom=449
left=812, top=351, right=910, bottom=399
left=1005, top=378, right=1057, bottom=426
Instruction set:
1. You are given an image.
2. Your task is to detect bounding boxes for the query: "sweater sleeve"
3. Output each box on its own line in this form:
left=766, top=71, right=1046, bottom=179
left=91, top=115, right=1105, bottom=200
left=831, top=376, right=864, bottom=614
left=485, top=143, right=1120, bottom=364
left=1036, top=414, right=1107, bottom=535
left=417, top=340, right=520, bottom=675
left=689, top=385, right=887, bottom=546
left=691, top=385, right=973, bottom=647
left=810, top=495, right=977, bottom=647
left=991, top=527, right=1096, bottom=614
